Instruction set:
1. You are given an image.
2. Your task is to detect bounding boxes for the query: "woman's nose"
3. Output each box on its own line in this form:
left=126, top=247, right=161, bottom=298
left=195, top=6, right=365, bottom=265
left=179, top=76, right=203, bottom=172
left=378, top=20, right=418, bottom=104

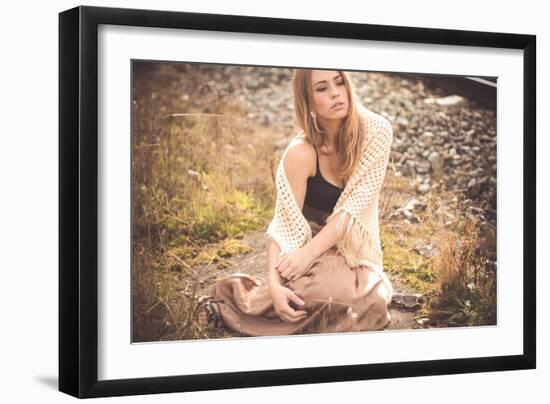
left=330, top=85, right=340, bottom=98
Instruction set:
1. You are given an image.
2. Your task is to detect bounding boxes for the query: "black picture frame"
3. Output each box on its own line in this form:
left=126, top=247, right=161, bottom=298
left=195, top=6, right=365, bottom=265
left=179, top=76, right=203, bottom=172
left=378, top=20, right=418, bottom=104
left=59, top=5, right=536, bottom=399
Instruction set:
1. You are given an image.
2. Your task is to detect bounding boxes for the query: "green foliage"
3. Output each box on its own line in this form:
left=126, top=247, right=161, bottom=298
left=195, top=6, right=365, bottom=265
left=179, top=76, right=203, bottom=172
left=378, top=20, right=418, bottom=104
left=381, top=226, right=439, bottom=297
left=131, top=63, right=277, bottom=341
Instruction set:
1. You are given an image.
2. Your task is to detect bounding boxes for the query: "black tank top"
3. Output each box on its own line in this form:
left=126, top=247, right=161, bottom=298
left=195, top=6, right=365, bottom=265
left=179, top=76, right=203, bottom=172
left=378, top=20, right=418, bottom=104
left=302, top=147, right=344, bottom=224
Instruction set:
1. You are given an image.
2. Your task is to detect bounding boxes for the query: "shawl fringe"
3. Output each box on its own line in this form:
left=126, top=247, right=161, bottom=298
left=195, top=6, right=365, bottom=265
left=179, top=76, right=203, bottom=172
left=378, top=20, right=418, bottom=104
left=327, top=207, right=383, bottom=270
left=331, top=207, right=393, bottom=298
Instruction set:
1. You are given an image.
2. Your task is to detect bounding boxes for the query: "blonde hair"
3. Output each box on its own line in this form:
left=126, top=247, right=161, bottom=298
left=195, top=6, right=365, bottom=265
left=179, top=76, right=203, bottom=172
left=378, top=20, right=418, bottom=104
left=292, top=69, right=367, bottom=184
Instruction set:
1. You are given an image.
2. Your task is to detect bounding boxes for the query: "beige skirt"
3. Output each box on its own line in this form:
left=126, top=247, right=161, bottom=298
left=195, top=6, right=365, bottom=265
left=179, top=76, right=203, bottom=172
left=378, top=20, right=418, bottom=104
left=207, top=219, right=393, bottom=336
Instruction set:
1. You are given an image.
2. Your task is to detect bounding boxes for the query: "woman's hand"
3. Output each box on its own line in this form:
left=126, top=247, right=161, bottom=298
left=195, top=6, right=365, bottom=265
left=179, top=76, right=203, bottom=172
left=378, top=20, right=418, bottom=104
left=269, top=284, right=308, bottom=323
left=275, top=246, right=316, bottom=281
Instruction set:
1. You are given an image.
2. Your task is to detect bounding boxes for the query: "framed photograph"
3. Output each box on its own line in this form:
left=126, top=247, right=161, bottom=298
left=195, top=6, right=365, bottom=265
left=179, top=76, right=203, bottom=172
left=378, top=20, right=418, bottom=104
left=59, top=5, right=536, bottom=398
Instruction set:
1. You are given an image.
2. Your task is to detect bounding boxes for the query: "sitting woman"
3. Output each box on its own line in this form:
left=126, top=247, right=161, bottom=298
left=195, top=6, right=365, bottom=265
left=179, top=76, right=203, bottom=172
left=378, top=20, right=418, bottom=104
left=197, top=68, right=394, bottom=336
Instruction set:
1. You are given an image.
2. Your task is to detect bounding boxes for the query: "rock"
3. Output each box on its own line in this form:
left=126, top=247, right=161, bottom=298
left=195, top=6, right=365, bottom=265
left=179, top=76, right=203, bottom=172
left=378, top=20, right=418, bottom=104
left=486, top=189, right=497, bottom=209
left=246, top=78, right=261, bottom=90
left=468, top=167, right=484, bottom=178
left=435, top=95, right=467, bottom=107
left=413, top=241, right=439, bottom=258
left=187, top=169, right=201, bottom=179
left=401, top=160, right=416, bottom=176
left=391, top=293, right=424, bottom=310
left=390, top=151, right=404, bottom=162
left=416, top=317, right=431, bottom=327
left=428, top=151, right=444, bottom=176
left=396, top=116, right=410, bottom=127
left=400, top=164, right=412, bottom=177
left=262, top=112, right=273, bottom=127
left=388, top=198, right=425, bottom=223
left=403, top=198, right=428, bottom=212
left=419, top=131, right=434, bottom=145
left=467, top=178, right=481, bottom=198
left=416, top=161, right=431, bottom=174
left=418, top=183, right=430, bottom=194
left=446, top=177, right=456, bottom=188
left=393, top=139, right=409, bottom=153
left=404, top=210, right=420, bottom=224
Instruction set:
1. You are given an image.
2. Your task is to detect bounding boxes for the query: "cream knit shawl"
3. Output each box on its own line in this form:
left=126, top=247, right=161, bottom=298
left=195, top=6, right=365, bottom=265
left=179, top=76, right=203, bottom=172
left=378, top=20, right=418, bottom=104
left=265, top=105, right=394, bottom=291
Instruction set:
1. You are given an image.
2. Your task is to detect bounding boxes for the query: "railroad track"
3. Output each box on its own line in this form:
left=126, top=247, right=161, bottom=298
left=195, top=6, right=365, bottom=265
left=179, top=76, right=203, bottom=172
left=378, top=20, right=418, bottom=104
left=401, top=73, right=497, bottom=109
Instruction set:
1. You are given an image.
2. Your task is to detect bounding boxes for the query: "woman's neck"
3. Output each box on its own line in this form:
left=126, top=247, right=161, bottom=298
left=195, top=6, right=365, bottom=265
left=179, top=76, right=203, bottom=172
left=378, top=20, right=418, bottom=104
left=318, top=117, right=342, bottom=150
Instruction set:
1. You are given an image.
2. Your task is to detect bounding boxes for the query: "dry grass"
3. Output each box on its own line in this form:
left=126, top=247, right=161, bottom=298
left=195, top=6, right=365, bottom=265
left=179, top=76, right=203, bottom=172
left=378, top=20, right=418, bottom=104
left=427, top=195, right=497, bottom=326
left=131, top=62, right=277, bottom=342
left=379, top=170, right=415, bottom=220
left=380, top=183, right=497, bottom=327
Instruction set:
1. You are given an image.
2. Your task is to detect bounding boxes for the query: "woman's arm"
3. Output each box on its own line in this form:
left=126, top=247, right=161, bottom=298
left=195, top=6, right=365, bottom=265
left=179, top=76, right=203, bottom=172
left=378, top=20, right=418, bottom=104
left=267, top=236, right=308, bottom=322
left=266, top=142, right=313, bottom=321
left=267, top=238, right=284, bottom=289
left=282, top=141, right=313, bottom=212
left=268, top=141, right=314, bottom=278
left=272, top=141, right=348, bottom=273
left=301, top=209, right=350, bottom=259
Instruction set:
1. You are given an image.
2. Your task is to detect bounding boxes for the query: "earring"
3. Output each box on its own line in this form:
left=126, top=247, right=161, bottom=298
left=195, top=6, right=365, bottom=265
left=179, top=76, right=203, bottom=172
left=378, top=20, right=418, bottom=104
left=310, top=111, right=323, bottom=133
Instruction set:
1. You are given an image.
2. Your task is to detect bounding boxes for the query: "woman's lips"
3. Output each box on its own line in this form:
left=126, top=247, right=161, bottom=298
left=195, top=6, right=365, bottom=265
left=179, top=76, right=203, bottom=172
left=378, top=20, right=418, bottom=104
left=331, top=102, right=345, bottom=110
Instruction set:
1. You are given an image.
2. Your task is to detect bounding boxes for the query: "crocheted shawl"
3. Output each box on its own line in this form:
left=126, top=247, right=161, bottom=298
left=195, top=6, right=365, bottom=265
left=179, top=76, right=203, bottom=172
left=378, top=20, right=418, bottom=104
left=265, top=105, right=393, bottom=279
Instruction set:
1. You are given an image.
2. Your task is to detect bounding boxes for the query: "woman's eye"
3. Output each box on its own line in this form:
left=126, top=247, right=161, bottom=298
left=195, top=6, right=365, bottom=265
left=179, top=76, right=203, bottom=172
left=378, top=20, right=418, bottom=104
left=315, top=81, right=343, bottom=91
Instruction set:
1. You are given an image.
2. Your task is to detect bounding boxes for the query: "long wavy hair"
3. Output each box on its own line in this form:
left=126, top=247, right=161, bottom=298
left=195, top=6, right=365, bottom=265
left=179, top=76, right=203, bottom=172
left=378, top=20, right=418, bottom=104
left=292, top=69, right=367, bottom=185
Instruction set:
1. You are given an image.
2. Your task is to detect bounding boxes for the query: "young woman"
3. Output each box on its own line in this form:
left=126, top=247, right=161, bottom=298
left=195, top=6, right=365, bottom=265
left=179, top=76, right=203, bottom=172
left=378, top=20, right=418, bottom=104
left=197, top=69, right=394, bottom=336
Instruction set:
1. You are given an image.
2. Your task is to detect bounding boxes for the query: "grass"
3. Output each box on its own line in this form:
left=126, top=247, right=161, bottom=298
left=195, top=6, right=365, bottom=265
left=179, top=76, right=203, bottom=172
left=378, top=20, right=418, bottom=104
left=132, top=62, right=278, bottom=342
left=380, top=180, right=497, bottom=328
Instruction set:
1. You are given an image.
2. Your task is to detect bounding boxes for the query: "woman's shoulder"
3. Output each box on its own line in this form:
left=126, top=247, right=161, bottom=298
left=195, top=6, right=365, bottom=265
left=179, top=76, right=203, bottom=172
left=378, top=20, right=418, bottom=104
left=285, top=130, right=314, bottom=152
left=283, top=131, right=316, bottom=177
left=286, top=133, right=316, bottom=162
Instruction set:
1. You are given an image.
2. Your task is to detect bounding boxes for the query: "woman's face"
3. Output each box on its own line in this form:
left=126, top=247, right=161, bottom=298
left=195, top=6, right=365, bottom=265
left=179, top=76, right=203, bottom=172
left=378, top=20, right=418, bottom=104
left=310, top=70, right=349, bottom=121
